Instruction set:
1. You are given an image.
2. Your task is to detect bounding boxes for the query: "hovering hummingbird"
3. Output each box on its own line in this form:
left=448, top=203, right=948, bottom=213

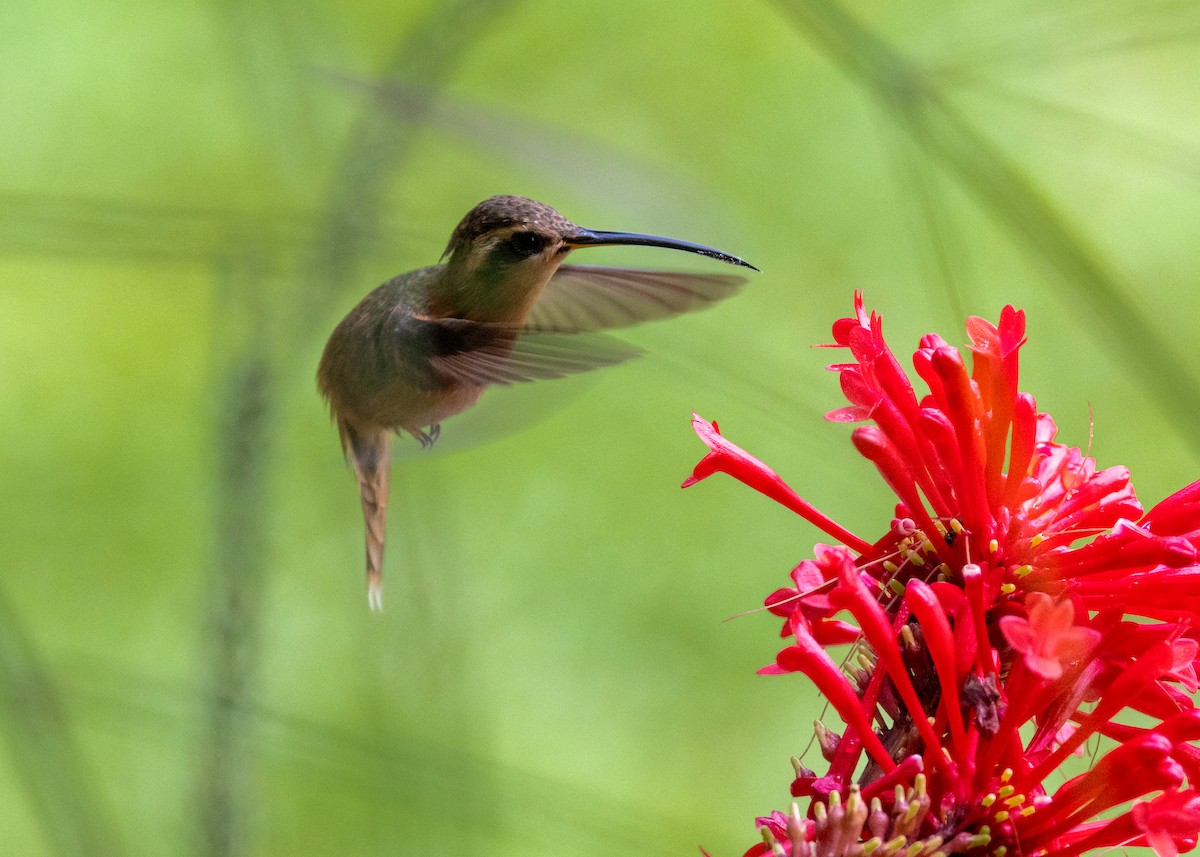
left=318, top=195, right=756, bottom=609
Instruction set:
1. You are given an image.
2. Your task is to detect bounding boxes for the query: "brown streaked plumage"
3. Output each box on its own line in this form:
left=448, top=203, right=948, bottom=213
left=317, top=195, right=757, bottom=609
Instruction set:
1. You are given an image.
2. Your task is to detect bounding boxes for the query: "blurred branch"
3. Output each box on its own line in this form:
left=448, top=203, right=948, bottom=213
left=297, top=0, right=522, bottom=333
left=0, top=192, right=318, bottom=267
left=56, top=651, right=725, bottom=855
left=775, top=0, right=1200, bottom=453
left=208, top=0, right=332, bottom=202
left=197, top=6, right=332, bottom=850
left=0, top=586, right=123, bottom=856
left=879, top=120, right=971, bottom=328
left=930, top=1, right=1200, bottom=78
left=199, top=302, right=273, bottom=857
left=940, top=82, right=1200, bottom=186
left=0, top=72, right=729, bottom=274
left=195, top=2, right=523, bottom=856
left=320, top=71, right=738, bottom=228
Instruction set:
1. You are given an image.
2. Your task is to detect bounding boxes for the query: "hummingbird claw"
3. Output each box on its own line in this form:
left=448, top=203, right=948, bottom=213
left=415, top=423, right=441, bottom=448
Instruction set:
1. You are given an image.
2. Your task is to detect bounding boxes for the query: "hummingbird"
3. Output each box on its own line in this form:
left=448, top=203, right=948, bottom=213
left=317, top=195, right=756, bottom=609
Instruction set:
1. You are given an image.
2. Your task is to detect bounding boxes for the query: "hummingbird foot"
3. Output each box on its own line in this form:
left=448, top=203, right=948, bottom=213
left=416, top=423, right=441, bottom=448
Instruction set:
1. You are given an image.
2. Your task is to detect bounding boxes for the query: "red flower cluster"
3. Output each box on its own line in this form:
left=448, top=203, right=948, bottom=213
left=685, top=294, right=1200, bottom=857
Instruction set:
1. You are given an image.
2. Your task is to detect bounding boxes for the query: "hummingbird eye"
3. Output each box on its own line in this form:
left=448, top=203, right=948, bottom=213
left=502, top=231, right=549, bottom=259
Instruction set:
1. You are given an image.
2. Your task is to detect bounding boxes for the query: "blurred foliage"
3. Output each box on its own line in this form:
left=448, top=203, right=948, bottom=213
left=2, top=1, right=1199, bottom=854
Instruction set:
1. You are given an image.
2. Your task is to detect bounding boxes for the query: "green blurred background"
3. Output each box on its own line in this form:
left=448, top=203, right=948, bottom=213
left=3, top=1, right=1199, bottom=854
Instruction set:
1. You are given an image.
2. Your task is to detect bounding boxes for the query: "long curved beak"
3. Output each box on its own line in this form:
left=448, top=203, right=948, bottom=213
left=566, top=229, right=759, bottom=271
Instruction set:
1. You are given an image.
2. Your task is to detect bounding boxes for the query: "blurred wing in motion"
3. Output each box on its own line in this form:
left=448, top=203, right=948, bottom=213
left=386, top=313, right=643, bottom=389
left=526, top=265, right=745, bottom=332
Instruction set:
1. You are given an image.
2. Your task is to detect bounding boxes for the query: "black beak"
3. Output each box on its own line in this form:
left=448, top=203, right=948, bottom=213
left=566, top=229, right=759, bottom=271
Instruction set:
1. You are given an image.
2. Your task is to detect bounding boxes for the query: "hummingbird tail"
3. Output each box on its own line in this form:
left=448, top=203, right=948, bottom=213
left=339, top=418, right=391, bottom=612
left=367, top=572, right=384, bottom=612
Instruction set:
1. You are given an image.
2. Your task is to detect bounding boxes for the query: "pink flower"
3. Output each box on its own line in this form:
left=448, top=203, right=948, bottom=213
left=999, top=593, right=1100, bottom=680
left=685, top=294, right=1200, bottom=857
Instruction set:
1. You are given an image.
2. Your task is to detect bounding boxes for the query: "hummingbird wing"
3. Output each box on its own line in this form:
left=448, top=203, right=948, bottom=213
left=525, top=265, right=745, bottom=332
left=388, top=313, right=643, bottom=388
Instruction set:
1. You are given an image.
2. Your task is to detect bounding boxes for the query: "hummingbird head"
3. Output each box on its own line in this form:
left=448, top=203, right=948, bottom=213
left=443, top=195, right=577, bottom=273
left=437, top=196, right=589, bottom=320
left=437, top=195, right=758, bottom=320
left=444, top=194, right=759, bottom=273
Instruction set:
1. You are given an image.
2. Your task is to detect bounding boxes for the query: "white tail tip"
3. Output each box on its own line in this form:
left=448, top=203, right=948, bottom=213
left=368, top=579, right=384, bottom=612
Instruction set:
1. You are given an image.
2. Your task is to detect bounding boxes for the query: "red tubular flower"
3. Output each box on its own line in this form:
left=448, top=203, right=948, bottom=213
left=684, top=415, right=872, bottom=553
left=686, top=293, right=1200, bottom=857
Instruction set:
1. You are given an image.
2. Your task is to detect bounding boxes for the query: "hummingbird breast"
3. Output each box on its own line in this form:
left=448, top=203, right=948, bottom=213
left=317, top=266, right=492, bottom=438
left=347, top=378, right=485, bottom=438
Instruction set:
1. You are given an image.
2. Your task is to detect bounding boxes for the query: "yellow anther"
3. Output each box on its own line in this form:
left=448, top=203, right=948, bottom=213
left=1000, top=769, right=1013, bottom=783
left=1004, top=794, right=1026, bottom=809
left=884, top=836, right=909, bottom=855
left=1013, top=564, right=1032, bottom=578
left=981, top=794, right=996, bottom=808
left=905, top=842, right=924, bottom=857
left=994, top=810, right=1010, bottom=823
left=890, top=579, right=906, bottom=596
left=997, top=785, right=1014, bottom=799
left=999, top=583, right=1016, bottom=595
left=950, top=519, right=965, bottom=535
left=862, top=838, right=882, bottom=854
left=883, top=560, right=900, bottom=574
left=901, top=625, right=917, bottom=648
left=1020, top=806, right=1037, bottom=818
left=1030, top=534, right=1044, bottom=547
left=934, top=520, right=948, bottom=536
left=906, top=549, right=924, bottom=565
left=989, top=539, right=999, bottom=554
left=921, top=538, right=938, bottom=555
left=993, top=847, right=1007, bottom=857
